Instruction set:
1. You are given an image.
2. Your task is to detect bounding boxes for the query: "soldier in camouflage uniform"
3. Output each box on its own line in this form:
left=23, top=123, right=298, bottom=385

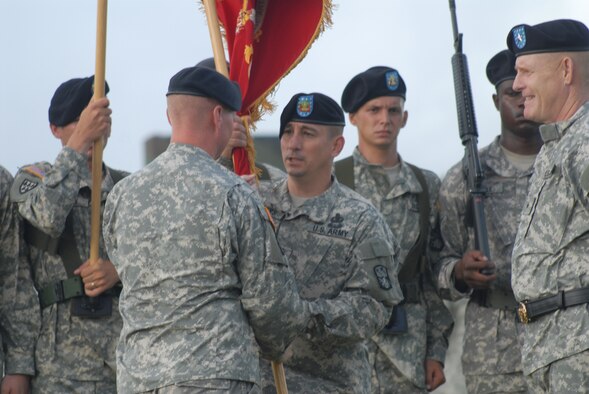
left=335, top=67, right=453, bottom=393
left=0, top=165, right=40, bottom=393
left=103, top=66, right=313, bottom=393
left=4, top=76, right=123, bottom=393
left=436, top=50, right=542, bottom=393
left=506, top=20, right=589, bottom=392
left=255, top=92, right=402, bottom=393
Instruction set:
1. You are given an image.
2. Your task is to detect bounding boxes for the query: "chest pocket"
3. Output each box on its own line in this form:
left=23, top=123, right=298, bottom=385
left=486, top=181, right=518, bottom=247
left=294, top=232, right=352, bottom=300
left=522, top=165, right=572, bottom=251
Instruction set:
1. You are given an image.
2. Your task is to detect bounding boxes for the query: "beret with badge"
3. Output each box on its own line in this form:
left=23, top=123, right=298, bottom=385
left=279, top=92, right=345, bottom=139
left=341, top=66, right=406, bottom=113
left=486, top=49, right=517, bottom=88
left=507, top=19, right=589, bottom=57
left=48, top=76, right=109, bottom=127
left=167, top=65, right=242, bottom=111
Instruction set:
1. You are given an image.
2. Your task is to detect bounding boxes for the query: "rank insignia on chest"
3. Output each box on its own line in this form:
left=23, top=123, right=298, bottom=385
left=374, top=265, right=392, bottom=290
left=328, top=213, right=344, bottom=229
left=19, top=178, right=39, bottom=194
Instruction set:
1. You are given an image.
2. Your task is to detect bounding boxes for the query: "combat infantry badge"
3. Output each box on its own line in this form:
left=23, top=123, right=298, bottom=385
left=19, top=178, right=39, bottom=194
left=374, top=265, right=392, bottom=290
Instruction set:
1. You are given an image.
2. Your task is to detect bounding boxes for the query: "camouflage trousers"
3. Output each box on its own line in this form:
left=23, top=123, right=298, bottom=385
left=148, top=380, right=259, bottom=394
left=465, top=372, right=528, bottom=393
left=526, top=350, right=589, bottom=394
left=31, top=375, right=116, bottom=394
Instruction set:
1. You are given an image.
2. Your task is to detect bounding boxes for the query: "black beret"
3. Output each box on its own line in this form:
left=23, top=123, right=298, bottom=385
left=195, top=57, right=230, bottom=71
left=48, top=76, right=109, bottom=127
left=507, top=19, right=589, bottom=57
left=341, top=66, right=406, bottom=113
left=167, top=66, right=242, bottom=111
left=486, top=50, right=517, bottom=88
left=279, top=92, right=345, bottom=139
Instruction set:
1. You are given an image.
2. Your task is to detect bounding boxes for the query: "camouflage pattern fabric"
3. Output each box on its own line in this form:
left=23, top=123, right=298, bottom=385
left=148, top=379, right=258, bottom=394
left=0, top=165, right=39, bottom=377
left=526, top=351, right=589, bottom=394
left=104, top=143, right=311, bottom=393
left=347, top=148, right=453, bottom=392
left=9, top=147, right=125, bottom=387
left=437, top=137, right=529, bottom=391
left=258, top=177, right=403, bottom=394
left=512, top=102, right=589, bottom=375
left=30, top=375, right=116, bottom=394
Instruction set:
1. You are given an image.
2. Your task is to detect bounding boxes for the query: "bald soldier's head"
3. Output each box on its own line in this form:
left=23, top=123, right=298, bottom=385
left=165, top=65, right=242, bottom=158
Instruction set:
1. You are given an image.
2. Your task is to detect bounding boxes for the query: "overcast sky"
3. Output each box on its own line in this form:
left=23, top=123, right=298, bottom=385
left=1, top=1, right=588, bottom=177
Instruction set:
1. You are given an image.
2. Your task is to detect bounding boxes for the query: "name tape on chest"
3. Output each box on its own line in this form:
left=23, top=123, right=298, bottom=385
left=308, top=213, right=352, bottom=240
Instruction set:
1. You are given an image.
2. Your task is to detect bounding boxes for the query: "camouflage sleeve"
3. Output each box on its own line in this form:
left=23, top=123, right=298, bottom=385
left=229, top=186, right=311, bottom=359
left=305, top=213, right=403, bottom=347
left=436, top=163, right=472, bottom=301
left=423, top=273, right=453, bottom=362
left=423, top=175, right=453, bottom=362
left=10, top=147, right=89, bottom=237
left=0, top=167, right=39, bottom=376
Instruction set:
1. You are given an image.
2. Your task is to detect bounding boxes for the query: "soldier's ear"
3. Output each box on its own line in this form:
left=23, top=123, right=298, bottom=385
left=50, top=124, right=60, bottom=139
left=349, top=113, right=357, bottom=126
left=492, top=93, right=500, bottom=111
left=401, top=110, right=408, bottom=128
left=332, top=135, right=345, bottom=157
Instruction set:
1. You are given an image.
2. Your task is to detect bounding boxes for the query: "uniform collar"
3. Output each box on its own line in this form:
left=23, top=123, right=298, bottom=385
left=266, top=176, right=345, bottom=223
left=483, top=136, right=535, bottom=177
left=352, top=147, right=423, bottom=196
left=539, top=101, right=589, bottom=142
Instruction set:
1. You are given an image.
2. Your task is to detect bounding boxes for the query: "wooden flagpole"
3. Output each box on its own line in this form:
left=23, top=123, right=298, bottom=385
left=202, top=1, right=288, bottom=393
left=90, top=0, right=108, bottom=264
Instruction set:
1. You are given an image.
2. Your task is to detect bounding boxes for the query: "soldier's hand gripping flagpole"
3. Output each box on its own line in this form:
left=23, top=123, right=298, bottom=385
left=90, top=0, right=108, bottom=265
left=203, top=1, right=289, bottom=393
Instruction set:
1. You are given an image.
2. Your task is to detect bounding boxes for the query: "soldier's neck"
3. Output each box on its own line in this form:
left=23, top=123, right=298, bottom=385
left=358, top=142, right=399, bottom=167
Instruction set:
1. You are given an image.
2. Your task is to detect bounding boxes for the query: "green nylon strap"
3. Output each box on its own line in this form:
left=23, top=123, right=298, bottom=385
left=23, top=212, right=82, bottom=277
left=398, top=163, right=430, bottom=283
left=333, top=157, right=430, bottom=283
left=24, top=166, right=128, bottom=277
left=334, top=156, right=355, bottom=189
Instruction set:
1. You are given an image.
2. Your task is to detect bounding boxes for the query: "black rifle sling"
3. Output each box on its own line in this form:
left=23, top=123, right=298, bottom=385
left=398, top=164, right=430, bottom=283
left=334, top=157, right=429, bottom=281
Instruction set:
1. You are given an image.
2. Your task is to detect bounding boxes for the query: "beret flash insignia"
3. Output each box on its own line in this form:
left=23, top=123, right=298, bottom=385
left=296, top=95, right=313, bottom=117
left=385, top=70, right=400, bottom=91
left=513, top=26, right=527, bottom=49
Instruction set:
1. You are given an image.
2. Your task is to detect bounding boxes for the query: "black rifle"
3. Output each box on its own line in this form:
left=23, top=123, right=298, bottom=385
left=448, top=0, right=493, bottom=275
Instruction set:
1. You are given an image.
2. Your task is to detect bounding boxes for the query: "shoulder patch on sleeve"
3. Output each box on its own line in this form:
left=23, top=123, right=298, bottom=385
left=10, top=167, right=44, bottom=202
left=581, top=165, right=589, bottom=195
left=374, top=265, right=393, bottom=290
